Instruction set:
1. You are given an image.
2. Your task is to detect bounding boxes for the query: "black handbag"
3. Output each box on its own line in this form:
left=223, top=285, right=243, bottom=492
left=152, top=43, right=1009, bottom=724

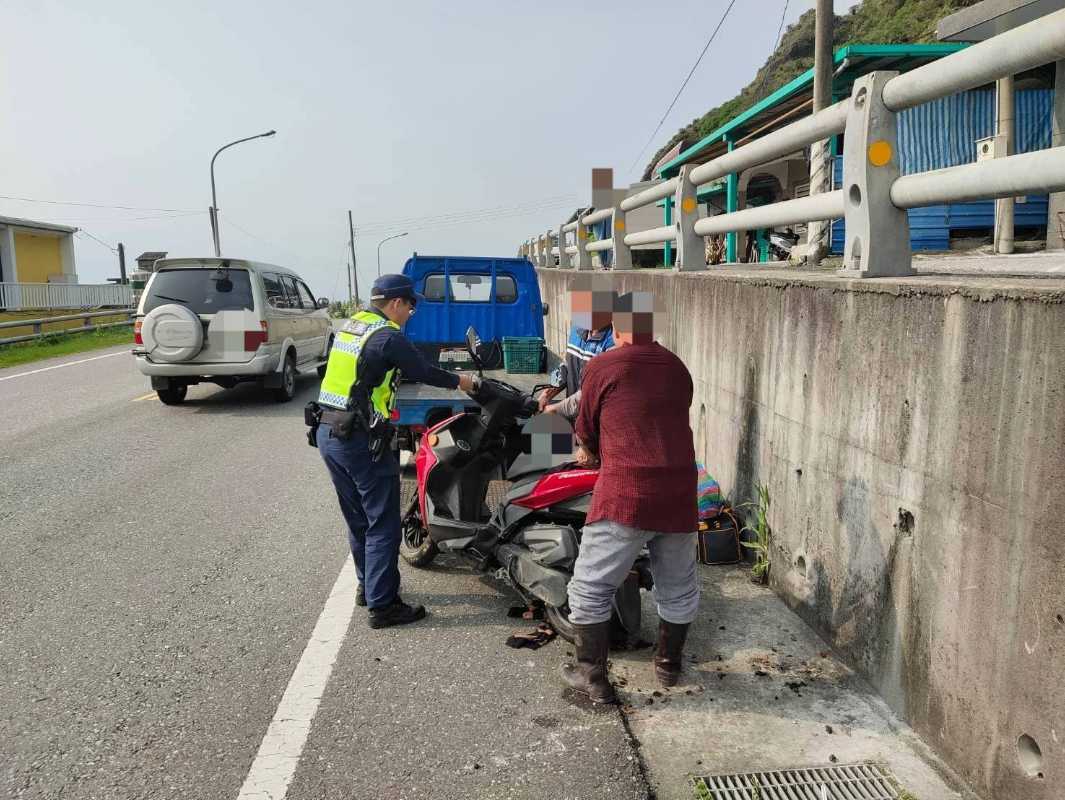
left=697, top=506, right=743, bottom=565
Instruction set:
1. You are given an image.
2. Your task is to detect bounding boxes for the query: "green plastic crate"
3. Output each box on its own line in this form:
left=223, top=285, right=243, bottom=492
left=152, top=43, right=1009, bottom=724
left=502, top=336, right=543, bottom=374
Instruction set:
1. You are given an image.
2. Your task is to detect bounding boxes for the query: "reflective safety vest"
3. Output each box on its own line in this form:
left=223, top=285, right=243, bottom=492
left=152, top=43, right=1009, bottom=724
left=318, top=310, right=401, bottom=415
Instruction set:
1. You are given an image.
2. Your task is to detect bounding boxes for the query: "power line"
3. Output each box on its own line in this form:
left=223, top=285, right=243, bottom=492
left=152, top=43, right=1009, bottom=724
left=218, top=213, right=303, bottom=262
left=754, top=1, right=791, bottom=101
left=627, top=0, right=740, bottom=176
left=351, top=194, right=580, bottom=235
left=41, top=211, right=205, bottom=223
left=354, top=198, right=581, bottom=238
left=0, top=194, right=199, bottom=213
left=76, top=229, right=118, bottom=253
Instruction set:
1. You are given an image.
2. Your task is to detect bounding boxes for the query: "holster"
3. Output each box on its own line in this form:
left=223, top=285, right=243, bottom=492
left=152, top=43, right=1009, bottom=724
left=367, top=412, right=396, bottom=463
left=304, top=401, right=323, bottom=448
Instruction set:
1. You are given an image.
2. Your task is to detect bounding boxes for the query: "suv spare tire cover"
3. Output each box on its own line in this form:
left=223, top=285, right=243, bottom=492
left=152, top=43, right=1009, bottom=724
left=141, top=303, right=204, bottom=362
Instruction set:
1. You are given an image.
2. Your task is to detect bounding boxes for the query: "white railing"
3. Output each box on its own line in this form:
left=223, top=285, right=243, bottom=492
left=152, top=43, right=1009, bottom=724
left=0, top=282, right=133, bottom=311
left=523, top=9, right=1065, bottom=277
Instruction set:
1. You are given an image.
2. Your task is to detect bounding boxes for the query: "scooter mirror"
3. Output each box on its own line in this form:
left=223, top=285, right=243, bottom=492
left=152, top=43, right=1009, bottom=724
left=465, top=326, right=484, bottom=375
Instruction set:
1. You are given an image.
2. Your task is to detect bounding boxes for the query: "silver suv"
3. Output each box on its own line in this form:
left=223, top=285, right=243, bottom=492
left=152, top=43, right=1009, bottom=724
left=132, top=258, right=332, bottom=405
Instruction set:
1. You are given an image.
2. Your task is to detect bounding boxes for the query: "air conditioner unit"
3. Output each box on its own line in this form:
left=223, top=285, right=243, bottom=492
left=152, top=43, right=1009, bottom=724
left=976, top=135, right=1006, bottom=162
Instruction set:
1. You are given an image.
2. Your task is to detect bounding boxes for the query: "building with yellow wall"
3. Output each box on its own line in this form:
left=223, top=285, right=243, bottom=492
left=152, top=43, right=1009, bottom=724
left=0, top=216, right=78, bottom=285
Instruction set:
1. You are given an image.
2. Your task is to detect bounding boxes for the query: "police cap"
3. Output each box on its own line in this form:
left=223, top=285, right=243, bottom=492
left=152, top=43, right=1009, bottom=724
left=370, top=274, right=424, bottom=305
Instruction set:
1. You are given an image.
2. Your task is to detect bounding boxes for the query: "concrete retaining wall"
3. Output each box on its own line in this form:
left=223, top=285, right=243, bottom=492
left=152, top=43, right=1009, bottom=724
left=537, top=266, right=1065, bottom=800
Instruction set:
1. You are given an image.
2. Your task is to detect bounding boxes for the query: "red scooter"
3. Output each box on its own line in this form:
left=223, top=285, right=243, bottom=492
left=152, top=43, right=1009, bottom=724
left=400, top=328, right=649, bottom=643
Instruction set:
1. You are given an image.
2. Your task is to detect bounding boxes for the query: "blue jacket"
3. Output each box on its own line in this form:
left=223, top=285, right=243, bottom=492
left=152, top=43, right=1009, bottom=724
left=552, top=324, right=614, bottom=396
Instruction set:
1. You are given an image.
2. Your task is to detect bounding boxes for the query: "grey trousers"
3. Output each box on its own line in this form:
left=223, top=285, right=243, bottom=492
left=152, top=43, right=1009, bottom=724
left=567, top=519, right=700, bottom=625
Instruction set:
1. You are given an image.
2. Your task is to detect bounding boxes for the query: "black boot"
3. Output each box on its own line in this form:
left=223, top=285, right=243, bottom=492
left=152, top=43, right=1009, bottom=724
left=654, top=619, right=690, bottom=687
left=368, top=597, right=426, bottom=629
left=356, top=585, right=367, bottom=607
left=561, top=622, right=617, bottom=705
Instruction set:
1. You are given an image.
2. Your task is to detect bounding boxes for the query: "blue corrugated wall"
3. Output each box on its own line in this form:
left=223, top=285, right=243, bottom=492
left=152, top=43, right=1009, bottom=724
left=830, top=88, right=1053, bottom=253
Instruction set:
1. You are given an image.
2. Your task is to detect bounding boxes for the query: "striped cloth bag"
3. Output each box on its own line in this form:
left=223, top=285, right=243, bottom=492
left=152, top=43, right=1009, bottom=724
left=696, top=461, right=723, bottom=519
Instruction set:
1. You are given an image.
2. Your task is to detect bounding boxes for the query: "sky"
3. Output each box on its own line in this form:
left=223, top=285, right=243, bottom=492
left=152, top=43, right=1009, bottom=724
left=2, top=0, right=855, bottom=299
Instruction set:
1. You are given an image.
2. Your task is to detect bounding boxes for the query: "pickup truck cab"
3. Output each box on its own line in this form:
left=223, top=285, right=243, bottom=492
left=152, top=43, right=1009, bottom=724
left=394, top=255, right=548, bottom=451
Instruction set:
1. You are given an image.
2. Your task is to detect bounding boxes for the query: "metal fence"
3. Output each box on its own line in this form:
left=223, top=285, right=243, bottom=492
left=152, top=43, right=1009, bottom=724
left=0, top=309, right=134, bottom=346
left=522, top=10, right=1065, bottom=278
left=0, top=282, right=133, bottom=311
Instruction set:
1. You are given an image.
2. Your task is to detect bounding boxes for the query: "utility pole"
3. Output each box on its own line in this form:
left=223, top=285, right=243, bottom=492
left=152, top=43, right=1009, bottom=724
left=346, top=261, right=353, bottom=306
left=348, top=210, right=360, bottom=308
left=117, top=242, right=127, bottom=284
left=994, top=74, right=1016, bottom=254
left=807, top=0, right=833, bottom=267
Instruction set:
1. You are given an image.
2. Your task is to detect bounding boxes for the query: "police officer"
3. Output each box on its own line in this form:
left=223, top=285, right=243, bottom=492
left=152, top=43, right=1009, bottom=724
left=316, top=274, right=477, bottom=628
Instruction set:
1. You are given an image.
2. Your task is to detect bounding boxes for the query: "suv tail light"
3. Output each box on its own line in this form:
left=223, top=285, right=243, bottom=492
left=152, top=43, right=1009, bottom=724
left=244, top=321, right=268, bottom=351
left=134, top=319, right=143, bottom=345
left=390, top=408, right=400, bottom=421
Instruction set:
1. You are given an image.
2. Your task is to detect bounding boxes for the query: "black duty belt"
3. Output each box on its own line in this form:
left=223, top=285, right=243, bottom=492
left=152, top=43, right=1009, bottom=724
left=320, top=407, right=367, bottom=430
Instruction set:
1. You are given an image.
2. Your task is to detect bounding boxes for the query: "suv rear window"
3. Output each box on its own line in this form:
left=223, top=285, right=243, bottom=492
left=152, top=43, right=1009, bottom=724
left=143, top=268, right=254, bottom=315
left=422, top=273, right=517, bottom=303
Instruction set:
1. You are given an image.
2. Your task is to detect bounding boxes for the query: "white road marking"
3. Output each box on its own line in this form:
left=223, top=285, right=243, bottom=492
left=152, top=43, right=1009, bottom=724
left=131, top=392, right=157, bottom=402
left=0, top=350, right=126, bottom=383
left=236, top=560, right=356, bottom=800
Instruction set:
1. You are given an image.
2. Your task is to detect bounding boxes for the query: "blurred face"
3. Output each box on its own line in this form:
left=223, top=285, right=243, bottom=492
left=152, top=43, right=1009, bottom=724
left=570, top=289, right=612, bottom=332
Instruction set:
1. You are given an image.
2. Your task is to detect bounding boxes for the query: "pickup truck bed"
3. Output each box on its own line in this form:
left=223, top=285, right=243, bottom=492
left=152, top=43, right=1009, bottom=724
left=394, top=370, right=550, bottom=451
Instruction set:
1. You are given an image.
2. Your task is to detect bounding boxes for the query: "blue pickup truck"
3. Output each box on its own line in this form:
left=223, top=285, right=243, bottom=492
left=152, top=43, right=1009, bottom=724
left=394, top=254, right=549, bottom=452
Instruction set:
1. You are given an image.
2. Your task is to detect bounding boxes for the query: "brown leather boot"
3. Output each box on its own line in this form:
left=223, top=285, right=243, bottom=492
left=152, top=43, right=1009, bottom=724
left=561, top=622, right=617, bottom=705
left=654, top=619, right=690, bottom=687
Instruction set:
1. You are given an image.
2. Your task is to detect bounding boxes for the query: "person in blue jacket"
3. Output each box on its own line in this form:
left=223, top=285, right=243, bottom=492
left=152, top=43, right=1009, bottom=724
left=537, top=277, right=615, bottom=414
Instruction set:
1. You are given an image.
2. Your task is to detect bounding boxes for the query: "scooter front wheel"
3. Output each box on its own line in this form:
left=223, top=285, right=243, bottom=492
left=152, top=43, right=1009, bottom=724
left=400, top=498, right=439, bottom=567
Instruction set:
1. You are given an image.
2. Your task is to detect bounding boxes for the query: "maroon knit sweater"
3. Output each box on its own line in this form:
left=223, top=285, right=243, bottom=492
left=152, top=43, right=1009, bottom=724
left=575, top=342, right=697, bottom=533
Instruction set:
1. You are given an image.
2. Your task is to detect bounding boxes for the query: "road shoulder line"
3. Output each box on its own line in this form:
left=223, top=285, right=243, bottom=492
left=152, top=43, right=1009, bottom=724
left=236, top=560, right=356, bottom=800
left=0, top=350, right=127, bottom=382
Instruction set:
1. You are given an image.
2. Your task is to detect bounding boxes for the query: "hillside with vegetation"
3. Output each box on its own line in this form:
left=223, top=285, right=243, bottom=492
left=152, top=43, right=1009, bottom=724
left=642, top=0, right=982, bottom=180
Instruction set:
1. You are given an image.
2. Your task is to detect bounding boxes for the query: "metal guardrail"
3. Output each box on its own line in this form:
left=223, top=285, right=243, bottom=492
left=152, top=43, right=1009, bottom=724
left=0, top=309, right=134, bottom=346
left=0, top=282, right=133, bottom=311
left=521, top=9, right=1065, bottom=277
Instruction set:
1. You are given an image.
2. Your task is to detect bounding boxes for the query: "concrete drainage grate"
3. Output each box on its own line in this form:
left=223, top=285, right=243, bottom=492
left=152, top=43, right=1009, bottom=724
left=692, top=762, right=903, bottom=799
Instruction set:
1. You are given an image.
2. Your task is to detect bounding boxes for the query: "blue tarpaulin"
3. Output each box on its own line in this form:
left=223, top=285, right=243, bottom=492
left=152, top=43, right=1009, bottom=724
left=831, top=88, right=1054, bottom=252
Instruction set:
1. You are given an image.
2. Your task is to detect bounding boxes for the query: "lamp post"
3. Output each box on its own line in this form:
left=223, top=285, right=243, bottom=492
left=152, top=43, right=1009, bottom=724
left=209, top=130, right=276, bottom=257
left=376, top=232, right=408, bottom=277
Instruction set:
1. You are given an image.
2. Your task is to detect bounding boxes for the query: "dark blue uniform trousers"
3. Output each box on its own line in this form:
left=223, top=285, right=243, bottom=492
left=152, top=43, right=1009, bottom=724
left=318, top=423, right=401, bottom=609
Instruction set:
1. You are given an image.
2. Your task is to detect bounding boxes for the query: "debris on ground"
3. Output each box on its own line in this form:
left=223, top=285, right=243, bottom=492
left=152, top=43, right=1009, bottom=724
left=505, top=623, right=557, bottom=650
left=507, top=605, right=545, bottom=620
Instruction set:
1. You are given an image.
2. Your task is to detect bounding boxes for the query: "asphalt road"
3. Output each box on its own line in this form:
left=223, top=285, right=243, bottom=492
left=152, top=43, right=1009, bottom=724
left=0, top=346, right=646, bottom=800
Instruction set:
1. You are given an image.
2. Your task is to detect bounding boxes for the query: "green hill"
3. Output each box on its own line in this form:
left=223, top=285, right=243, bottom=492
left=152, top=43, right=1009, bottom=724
left=642, top=0, right=982, bottom=180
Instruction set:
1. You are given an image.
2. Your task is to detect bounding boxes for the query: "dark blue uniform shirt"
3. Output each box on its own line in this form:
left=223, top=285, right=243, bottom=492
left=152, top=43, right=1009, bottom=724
left=357, top=308, right=460, bottom=394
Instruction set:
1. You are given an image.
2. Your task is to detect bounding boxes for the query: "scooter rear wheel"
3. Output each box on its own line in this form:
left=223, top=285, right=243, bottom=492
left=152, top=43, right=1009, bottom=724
left=400, top=498, right=439, bottom=567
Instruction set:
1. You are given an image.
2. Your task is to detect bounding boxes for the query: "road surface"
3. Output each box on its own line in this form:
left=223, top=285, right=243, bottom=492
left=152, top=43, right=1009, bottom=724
left=0, top=345, right=646, bottom=800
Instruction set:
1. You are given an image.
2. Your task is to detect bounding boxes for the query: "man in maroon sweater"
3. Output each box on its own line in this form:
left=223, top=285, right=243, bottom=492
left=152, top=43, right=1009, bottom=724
left=563, top=291, right=699, bottom=705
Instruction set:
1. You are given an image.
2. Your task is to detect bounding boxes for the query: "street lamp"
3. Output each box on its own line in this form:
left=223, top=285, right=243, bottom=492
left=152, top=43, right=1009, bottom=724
left=209, top=130, right=276, bottom=257
left=377, top=232, right=409, bottom=277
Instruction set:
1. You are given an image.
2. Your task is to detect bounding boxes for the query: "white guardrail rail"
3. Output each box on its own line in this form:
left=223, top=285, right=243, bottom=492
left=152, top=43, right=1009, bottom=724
left=520, top=9, right=1065, bottom=277
left=0, top=309, right=135, bottom=346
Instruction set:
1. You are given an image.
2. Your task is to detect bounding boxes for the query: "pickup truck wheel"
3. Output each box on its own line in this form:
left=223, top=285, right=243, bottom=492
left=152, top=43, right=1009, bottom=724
left=400, top=500, right=438, bottom=567
left=157, top=385, right=188, bottom=406
left=273, top=353, right=297, bottom=402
